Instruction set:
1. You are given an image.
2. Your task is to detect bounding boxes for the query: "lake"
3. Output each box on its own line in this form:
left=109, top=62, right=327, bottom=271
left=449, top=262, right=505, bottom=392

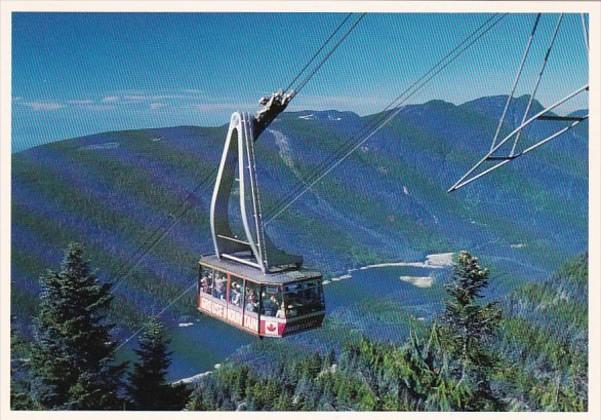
left=154, top=263, right=452, bottom=381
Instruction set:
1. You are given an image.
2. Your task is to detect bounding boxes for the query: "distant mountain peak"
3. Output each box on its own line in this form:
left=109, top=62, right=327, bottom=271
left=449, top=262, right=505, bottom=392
left=280, top=109, right=360, bottom=122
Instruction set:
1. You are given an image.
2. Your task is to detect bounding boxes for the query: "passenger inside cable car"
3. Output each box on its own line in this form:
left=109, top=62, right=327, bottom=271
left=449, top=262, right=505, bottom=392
left=276, top=303, right=286, bottom=319
left=261, top=286, right=281, bottom=317
left=230, top=278, right=242, bottom=306
left=197, top=262, right=325, bottom=337
left=244, top=281, right=259, bottom=313
left=199, top=269, right=213, bottom=294
left=213, top=271, right=227, bottom=300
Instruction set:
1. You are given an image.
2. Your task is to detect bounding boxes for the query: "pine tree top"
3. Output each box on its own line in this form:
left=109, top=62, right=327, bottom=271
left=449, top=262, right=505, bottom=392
left=30, top=242, right=126, bottom=410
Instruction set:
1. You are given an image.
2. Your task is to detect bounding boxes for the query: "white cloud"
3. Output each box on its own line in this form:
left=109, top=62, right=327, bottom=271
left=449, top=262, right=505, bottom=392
left=123, top=94, right=194, bottom=102
left=83, top=104, right=116, bottom=111
left=101, top=95, right=120, bottom=103
left=68, top=99, right=94, bottom=105
left=121, top=95, right=148, bottom=103
left=189, top=102, right=255, bottom=112
left=112, top=89, right=146, bottom=95
left=23, top=101, right=65, bottom=111
left=98, top=89, right=208, bottom=105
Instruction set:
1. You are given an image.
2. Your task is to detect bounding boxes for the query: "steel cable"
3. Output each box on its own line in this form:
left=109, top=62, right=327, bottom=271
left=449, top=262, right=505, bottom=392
left=262, top=13, right=502, bottom=220
left=109, top=13, right=366, bottom=349
left=264, top=14, right=507, bottom=224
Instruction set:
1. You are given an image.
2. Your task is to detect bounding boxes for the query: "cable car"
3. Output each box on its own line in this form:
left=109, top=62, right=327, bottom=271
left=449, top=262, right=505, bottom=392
left=197, top=256, right=325, bottom=337
left=196, top=90, right=326, bottom=337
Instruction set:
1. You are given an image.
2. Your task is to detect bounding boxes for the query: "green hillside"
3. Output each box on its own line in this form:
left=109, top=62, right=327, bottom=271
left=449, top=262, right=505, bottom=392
left=184, top=253, right=588, bottom=411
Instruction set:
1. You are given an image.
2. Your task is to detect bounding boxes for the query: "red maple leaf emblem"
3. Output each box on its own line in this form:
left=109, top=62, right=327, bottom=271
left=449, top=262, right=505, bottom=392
left=266, top=323, right=277, bottom=332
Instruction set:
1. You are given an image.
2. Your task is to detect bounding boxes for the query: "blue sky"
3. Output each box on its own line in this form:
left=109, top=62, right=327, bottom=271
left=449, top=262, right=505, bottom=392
left=11, top=12, right=588, bottom=152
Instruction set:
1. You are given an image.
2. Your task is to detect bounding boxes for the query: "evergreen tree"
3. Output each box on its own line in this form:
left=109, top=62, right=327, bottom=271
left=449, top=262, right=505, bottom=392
left=274, top=390, right=294, bottom=410
left=440, top=251, right=503, bottom=410
left=185, top=388, right=208, bottom=411
left=323, top=349, right=336, bottom=370
left=304, top=351, right=323, bottom=378
left=10, top=328, right=37, bottom=410
left=126, top=318, right=190, bottom=410
left=29, top=243, right=127, bottom=409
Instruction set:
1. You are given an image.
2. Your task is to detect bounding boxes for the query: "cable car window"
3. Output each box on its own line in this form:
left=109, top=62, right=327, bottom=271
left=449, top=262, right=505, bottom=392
left=212, top=270, right=227, bottom=300
left=283, top=279, right=324, bottom=317
left=230, top=276, right=243, bottom=308
left=244, top=281, right=259, bottom=314
left=199, top=266, right=214, bottom=295
left=261, top=285, right=283, bottom=317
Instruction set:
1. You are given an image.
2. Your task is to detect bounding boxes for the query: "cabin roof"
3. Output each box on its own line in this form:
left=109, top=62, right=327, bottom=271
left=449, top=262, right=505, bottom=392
left=199, top=254, right=322, bottom=285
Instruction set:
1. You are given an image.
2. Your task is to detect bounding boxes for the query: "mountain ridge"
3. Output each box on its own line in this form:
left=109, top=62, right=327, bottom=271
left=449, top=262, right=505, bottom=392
left=13, top=93, right=587, bottom=155
left=11, top=94, right=588, bottom=376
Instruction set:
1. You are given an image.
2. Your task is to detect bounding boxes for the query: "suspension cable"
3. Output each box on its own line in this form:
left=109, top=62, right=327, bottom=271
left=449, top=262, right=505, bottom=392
left=291, top=13, right=367, bottom=96
left=263, top=14, right=503, bottom=220
left=510, top=13, right=563, bottom=156
left=285, top=13, right=354, bottom=92
left=489, top=13, right=541, bottom=153
left=109, top=13, right=365, bottom=348
left=580, top=13, right=589, bottom=54
left=113, top=280, right=198, bottom=353
left=264, top=13, right=507, bottom=225
left=106, top=13, right=365, bottom=292
left=110, top=166, right=218, bottom=292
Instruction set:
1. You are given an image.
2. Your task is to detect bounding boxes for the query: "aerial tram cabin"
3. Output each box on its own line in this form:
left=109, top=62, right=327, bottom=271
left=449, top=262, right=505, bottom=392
left=196, top=90, right=325, bottom=337
left=198, top=256, right=324, bottom=337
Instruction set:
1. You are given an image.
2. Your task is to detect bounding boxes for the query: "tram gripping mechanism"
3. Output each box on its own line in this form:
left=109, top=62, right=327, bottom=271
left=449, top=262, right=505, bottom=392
left=210, top=89, right=303, bottom=274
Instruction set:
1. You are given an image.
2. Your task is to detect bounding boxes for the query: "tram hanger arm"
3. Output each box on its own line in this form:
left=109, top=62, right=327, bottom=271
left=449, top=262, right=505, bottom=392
left=252, top=89, right=295, bottom=140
